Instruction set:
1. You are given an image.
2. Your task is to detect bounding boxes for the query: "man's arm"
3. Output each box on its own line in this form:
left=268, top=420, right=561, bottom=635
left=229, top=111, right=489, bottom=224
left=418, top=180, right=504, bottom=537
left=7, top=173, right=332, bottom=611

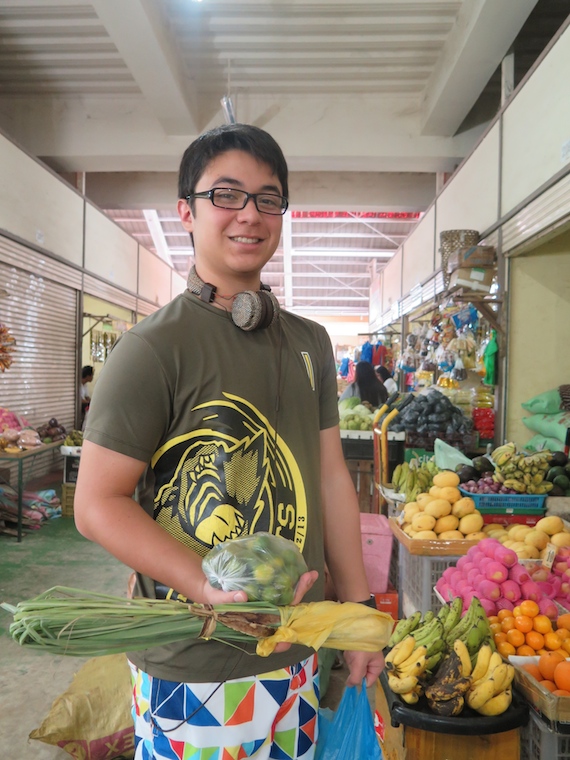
left=320, top=425, right=385, bottom=686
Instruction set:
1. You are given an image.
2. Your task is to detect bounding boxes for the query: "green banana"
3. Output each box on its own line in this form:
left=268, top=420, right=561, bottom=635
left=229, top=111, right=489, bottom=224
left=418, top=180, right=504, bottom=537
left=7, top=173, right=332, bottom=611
left=437, top=603, right=450, bottom=625
left=422, top=610, right=435, bottom=625
left=388, top=610, right=421, bottom=647
left=442, top=597, right=463, bottom=636
left=414, top=618, right=444, bottom=648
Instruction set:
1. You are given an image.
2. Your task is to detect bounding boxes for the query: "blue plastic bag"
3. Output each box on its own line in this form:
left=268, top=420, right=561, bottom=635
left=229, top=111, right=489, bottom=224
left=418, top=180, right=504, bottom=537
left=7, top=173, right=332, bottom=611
left=316, top=680, right=382, bottom=760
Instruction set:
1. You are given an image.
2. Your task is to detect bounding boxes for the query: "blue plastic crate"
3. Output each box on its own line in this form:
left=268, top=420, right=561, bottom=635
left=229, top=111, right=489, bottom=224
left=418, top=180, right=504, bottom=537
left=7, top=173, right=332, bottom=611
left=459, top=488, right=546, bottom=512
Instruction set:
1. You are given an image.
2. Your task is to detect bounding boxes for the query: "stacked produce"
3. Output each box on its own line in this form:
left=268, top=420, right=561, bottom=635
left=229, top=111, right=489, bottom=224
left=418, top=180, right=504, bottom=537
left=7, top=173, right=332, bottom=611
left=338, top=397, right=375, bottom=431
left=386, top=597, right=514, bottom=716
left=544, top=451, right=570, bottom=496
left=482, top=516, right=570, bottom=562
left=458, top=443, right=553, bottom=495
left=391, top=459, right=440, bottom=503
left=398, top=470, right=485, bottom=541
left=519, top=628, right=570, bottom=696
left=388, top=389, right=474, bottom=438
left=36, top=417, right=67, bottom=444
left=435, top=536, right=569, bottom=623
left=63, top=429, right=84, bottom=447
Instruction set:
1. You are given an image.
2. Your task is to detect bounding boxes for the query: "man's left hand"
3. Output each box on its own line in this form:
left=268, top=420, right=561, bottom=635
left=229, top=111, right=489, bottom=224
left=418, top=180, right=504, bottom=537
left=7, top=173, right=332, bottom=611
left=343, top=649, right=385, bottom=688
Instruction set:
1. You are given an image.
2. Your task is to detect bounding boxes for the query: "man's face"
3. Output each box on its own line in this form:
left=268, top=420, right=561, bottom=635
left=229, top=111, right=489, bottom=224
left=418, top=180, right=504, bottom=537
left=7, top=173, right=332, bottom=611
left=177, top=150, right=284, bottom=287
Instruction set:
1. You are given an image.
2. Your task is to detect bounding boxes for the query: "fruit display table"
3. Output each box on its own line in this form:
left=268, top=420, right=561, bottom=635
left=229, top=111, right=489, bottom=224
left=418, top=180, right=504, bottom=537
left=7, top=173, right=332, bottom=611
left=378, top=669, right=528, bottom=760
left=0, top=440, right=62, bottom=541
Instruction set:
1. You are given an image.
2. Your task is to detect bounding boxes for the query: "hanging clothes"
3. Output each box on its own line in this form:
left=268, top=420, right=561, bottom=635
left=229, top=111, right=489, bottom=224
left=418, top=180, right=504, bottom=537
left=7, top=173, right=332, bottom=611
left=360, top=341, right=373, bottom=364
left=372, top=342, right=387, bottom=367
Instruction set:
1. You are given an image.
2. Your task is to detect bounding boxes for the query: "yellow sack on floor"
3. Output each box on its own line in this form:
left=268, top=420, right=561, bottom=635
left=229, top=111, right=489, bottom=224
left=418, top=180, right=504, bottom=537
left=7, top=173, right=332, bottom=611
left=29, top=653, right=134, bottom=760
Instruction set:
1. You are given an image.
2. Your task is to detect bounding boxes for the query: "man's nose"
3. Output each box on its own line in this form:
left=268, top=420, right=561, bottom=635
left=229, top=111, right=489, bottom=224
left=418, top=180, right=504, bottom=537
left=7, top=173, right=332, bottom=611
left=236, top=195, right=262, bottom=220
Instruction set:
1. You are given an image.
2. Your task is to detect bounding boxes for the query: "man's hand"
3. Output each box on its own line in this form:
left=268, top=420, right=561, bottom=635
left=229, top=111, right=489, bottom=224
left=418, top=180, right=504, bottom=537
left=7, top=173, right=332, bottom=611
left=343, top=649, right=385, bottom=688
left=273, top=570, right=319, bottom=653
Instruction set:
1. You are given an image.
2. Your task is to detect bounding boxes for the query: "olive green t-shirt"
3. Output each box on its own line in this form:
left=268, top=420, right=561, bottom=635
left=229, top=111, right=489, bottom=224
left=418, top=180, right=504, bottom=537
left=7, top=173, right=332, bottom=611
left=85, top=290, right=339, bottom=682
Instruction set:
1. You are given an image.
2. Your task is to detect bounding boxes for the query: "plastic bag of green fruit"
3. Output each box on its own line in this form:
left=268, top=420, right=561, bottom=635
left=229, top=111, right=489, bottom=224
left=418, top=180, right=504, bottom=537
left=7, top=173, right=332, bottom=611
left=202, top=532, right=309, bottom=605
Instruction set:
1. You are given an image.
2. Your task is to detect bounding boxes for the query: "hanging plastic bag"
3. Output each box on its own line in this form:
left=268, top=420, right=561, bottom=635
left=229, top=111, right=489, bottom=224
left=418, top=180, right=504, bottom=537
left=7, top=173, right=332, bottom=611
left=315, top=681, right=382, bottom=760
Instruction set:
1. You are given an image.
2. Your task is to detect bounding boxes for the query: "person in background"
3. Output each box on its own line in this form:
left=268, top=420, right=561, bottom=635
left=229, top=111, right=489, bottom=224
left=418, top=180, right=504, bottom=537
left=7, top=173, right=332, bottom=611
left=74, top=123, right=383, bottom=760
left=339, top=360, right=388, bottom=407
left=376, top=364, right=398, bottom=395
left=80, top=365, right=94, bottom=422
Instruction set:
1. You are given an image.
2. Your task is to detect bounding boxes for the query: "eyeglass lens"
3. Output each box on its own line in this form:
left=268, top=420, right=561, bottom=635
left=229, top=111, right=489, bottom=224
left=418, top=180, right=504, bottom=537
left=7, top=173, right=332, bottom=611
left=211, top=188, right=286, bottom=214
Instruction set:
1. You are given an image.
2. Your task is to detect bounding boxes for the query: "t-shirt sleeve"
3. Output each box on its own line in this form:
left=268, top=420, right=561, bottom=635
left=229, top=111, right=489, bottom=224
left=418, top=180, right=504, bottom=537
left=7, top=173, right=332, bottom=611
left=318, top=328, right=340, bottom=430
left=84, top=331, right=171, bottom=462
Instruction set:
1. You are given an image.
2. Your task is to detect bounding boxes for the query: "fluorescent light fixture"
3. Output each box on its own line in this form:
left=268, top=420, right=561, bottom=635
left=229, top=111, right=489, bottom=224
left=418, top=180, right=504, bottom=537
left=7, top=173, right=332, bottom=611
left=221, top=95, right=236, bottom=124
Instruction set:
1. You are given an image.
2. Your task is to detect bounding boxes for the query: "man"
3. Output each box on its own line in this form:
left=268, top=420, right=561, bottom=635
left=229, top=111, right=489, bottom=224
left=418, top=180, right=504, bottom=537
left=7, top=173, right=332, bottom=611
left=80, top=365, right=94, bottom=423
left=74, top=124, right=383, bottom=760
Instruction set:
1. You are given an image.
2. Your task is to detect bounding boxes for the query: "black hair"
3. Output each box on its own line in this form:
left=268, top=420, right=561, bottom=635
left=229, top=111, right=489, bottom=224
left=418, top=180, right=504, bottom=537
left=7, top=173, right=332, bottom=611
left=81, top=366, right=94, bottom=380
left=354, top=361, right=388, bottom=406
left=178, top=123, right=289, bottom=205
left=376, top=365, right=392, bottom=383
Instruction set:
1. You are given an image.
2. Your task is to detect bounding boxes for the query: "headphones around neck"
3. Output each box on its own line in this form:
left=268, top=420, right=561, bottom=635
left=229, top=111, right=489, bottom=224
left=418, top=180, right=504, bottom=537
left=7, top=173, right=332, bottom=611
left=187, top=266, right=280, bottom=331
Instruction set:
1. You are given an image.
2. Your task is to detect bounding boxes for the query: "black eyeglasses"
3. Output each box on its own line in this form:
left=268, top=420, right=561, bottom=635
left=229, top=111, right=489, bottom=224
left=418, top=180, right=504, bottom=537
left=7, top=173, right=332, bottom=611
left=187, top=187, right=288, bottom=216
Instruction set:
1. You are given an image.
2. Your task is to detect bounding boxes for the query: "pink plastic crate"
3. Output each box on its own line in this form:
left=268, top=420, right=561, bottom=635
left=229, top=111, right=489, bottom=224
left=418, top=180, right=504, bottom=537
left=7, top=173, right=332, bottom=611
left=360, top=513, right=393, bottom=594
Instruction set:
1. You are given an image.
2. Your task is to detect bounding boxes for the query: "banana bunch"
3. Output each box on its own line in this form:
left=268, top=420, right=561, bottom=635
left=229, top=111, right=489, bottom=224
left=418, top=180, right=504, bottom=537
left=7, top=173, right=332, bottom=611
left=444, top=596, right=493, bottom=657
left=424, top=641, right=472, bottom=716
left=392, top=460, right=440, bottom=503
left=385, top=635, right=429, bottom=704
left=465, top=645, right=515, bottom=716
left=491, top=443, right=553, bottom=494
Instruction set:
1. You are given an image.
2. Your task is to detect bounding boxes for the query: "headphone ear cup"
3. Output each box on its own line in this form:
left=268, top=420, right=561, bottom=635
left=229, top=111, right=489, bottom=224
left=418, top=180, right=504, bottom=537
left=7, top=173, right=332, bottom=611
left=231, top=290, right=279, bottom=331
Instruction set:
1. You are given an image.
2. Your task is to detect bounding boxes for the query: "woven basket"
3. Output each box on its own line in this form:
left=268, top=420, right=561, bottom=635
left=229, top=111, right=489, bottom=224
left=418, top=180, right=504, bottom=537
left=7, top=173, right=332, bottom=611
left=440, top=229, right=480, bottom=286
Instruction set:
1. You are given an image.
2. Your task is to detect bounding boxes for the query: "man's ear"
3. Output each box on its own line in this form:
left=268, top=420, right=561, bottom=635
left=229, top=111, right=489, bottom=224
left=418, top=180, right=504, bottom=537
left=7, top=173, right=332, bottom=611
left=177, top=198, right=194, bottom=232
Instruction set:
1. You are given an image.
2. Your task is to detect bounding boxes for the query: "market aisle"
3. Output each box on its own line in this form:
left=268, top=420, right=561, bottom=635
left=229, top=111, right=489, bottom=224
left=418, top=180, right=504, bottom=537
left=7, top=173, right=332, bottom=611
left=0, top=517, right=131, bottom=759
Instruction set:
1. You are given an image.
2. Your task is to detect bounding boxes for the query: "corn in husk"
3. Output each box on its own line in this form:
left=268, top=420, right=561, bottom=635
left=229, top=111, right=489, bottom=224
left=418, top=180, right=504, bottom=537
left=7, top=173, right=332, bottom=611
left=1, top=586, right=393, bottom=658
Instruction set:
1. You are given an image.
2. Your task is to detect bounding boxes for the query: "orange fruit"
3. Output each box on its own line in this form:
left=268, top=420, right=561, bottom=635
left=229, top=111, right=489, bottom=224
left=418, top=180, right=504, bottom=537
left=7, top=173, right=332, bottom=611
left=556, top=613, right=570, bottom=631
left=556, top=628, right=570, bottom=641
left=522, top=663, right=542, bottom=679
left=501, top=616, right=517, bottom=633
left=512, top=605, right=522, bottom=618
left=544, top=632, right=563, bottom=651
left=490, top=622, right=503, bottom=635
left=494, top=632, right=508, bottom=645
left=520, top=600, right=540, bottom=618
left=554, top=661, right=570, bottom=692
left=537, top=648, right=550, bottom=656
left=562, top=640, right=570, bottom=656
left=515, top=615, right=534, bottom=634
left=498, top=608, right=514, bottom=621
left=506, top=628, right=525, bottom=648
left=497, top=641, right=516, bottom=658
left=488, top=615, right=500, bottom=626
left=553, top=689, right=570, bottom=697
left=539, top=679, right=557, bottom=693
left=526, top=631, right=545, bottom=651
left=538, top=650, right=566, bottom=681
left=533, top=615, right=553, bottom=634
left=518, top=645, right=538, bottom=657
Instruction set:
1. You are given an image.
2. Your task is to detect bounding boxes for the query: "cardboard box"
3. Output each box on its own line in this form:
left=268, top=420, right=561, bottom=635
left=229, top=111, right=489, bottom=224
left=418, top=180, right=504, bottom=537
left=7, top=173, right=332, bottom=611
left=447, top=245, right=496, bottom=272
left=449, top=266, right=494, bottom=292
left=63, top=455, right=80, bottom=484
left=374, top=583, right=399, bottom=621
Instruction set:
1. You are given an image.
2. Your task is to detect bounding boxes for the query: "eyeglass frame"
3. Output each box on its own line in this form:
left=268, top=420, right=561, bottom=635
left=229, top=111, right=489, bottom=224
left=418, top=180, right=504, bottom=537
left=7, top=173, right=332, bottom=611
left=186, top=187, right=289, bottom=216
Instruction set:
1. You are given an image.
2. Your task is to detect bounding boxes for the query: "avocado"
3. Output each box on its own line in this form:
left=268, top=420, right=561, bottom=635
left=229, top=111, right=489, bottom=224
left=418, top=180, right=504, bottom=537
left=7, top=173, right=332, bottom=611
left=547, top=466, right=568, bottom=482
left=457, top=465, right=480, bottom=483
left=472, top=456, right=495, bottom=473
left=549, top=484, right=566, bottom=497
left=551, top=451, right=569, bottom=467
left=553, top=475, right=570, bottom=491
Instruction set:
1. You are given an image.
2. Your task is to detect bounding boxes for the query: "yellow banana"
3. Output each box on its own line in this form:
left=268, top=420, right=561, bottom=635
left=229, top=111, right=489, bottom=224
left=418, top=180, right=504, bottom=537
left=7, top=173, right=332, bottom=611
left=475, top=688, right=513, bottom=716
left=398, top=654, right=427, bottom=679
left=397, top=645, right=427, bottom=672
left=400, top=690, right=419, bottom=704
left=467, top=677, right=497, bottom=711
left=471, top=652, right=502, bottom=688
left=470, top=644, right=492, bottom=682
left=386, top=635, right=416, bottom=666
left=453, top=639, right=472, bottom=677
left=488, top=663, right=509, bottom=696
left=387, top=673, right=419, bottom=694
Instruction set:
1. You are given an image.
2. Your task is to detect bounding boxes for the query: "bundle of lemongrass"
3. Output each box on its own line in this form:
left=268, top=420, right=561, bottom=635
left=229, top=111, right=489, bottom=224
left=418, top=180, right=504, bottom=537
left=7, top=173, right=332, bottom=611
left=1, top=586, right=393, bottom=658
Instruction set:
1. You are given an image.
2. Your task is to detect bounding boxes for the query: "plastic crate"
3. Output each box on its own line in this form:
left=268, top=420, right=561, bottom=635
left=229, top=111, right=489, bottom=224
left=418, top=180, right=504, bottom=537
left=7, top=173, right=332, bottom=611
left=61, top=483, right=75, bottom=518
left=459, top=487, right=547, bottom=512
left=521, top=709, right=570, bottom=760
left=398, top=544, right=460, bottom=618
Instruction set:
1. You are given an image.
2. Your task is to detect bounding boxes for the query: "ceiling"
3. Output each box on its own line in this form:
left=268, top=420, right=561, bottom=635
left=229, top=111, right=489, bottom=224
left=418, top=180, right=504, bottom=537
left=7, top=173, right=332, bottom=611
left=0, top=0, right=568, bottom=323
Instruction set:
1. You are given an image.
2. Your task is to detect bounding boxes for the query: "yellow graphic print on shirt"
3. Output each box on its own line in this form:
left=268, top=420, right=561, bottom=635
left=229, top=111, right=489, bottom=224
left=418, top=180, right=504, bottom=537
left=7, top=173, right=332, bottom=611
left=151, top=394, right=308, bottom=559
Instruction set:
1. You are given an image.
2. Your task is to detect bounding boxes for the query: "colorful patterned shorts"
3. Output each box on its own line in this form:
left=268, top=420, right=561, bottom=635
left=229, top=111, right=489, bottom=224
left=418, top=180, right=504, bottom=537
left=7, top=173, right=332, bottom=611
left=129, top=655, right=319, bottom=759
